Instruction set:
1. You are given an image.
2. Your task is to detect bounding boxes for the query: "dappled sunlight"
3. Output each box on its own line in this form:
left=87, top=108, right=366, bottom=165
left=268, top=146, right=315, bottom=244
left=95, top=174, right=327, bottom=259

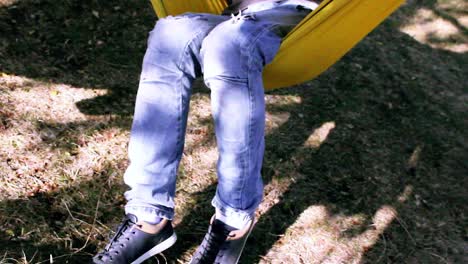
left=265, top=94, right=302, bottom=107
left=1, top=73, right=129, bottom=199
left=257, top=121, right=335, bottom=216
left=304, top=121, right=336, bottom=149
left=262, top=192, right=410, bottom=263
left=265, top=112, right=291, bottom=132
left=0, top=0, right=17, bottom=7
left=264, top=94, right=302, bottom=132
left=397, top=185, right=414, bottom=203
left=399, top=2, right=468, bottom=53
left=0, top=73, right=108, bottom=123
left=0, top=74, right=135, bottom=261
left=65, top=126, right=129, bottom=180
left=177, top=146, right=218, bottom=192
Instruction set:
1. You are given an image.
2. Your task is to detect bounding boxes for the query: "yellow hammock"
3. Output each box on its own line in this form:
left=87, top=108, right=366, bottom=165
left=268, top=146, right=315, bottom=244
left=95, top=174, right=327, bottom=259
left=150, top=0, right=404, bottom=90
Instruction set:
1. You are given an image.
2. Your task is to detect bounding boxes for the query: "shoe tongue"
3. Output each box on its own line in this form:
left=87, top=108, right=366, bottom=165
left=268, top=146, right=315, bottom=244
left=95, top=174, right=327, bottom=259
left=126, top=213, right=138, bottom=223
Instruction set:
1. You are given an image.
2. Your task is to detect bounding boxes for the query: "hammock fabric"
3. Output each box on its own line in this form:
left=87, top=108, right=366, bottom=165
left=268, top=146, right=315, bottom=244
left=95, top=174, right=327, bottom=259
left=150, top=0, right=404, bottom=90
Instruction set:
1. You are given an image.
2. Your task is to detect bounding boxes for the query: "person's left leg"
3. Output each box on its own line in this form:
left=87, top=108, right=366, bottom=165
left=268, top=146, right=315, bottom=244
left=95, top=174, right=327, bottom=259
left=190, top=1, right=315, bottom=263
left=206, top=0, right=315, bottom=231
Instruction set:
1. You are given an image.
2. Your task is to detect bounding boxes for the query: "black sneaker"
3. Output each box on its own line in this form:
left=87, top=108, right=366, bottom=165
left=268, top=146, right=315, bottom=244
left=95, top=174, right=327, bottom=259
left=93, top=214, right=177, bottom=264
left=189, top=216, right=254, bottom=264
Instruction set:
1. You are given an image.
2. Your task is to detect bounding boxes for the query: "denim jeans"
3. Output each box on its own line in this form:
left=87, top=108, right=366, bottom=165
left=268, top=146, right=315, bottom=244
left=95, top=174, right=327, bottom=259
left=124, top=0, right=316, bottom=228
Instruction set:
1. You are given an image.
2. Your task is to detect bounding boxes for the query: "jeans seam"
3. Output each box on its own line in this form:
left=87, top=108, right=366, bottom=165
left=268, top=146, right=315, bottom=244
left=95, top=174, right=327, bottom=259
left=234, top=25, right=255, bottom=209
left=175, top=24, right=209, bottom=73
left=244, top=76, right=253, bottom=209
left=174, top=73, right=182, bottom=182
left=246, top=23, right=280, bottom=68
left=240, top=23, right=277, bottom=209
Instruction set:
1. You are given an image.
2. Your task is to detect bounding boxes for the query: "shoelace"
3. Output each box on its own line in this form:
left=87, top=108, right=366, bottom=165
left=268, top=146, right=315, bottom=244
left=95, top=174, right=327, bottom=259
left=213, top=240, right=233, bottom=264
left=95, top=217, right=142, bottom=261
left=195, top=225, right=231, bottom=263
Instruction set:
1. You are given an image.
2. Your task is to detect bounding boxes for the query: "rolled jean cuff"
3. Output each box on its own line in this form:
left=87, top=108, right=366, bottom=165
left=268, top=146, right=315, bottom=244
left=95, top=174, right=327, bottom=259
left=212, top=196, right=256, bottom=229
left=125, top=205, right=174, bottom=223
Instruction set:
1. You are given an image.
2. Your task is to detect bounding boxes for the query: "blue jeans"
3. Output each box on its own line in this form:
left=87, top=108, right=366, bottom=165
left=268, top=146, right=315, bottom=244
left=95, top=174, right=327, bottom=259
left=124, top=0, right=316, bottom=227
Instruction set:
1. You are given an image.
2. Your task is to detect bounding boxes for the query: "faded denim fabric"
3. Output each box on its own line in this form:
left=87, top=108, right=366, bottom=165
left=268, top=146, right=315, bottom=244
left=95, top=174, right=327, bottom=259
left=124, top=0, right=315, bottom=227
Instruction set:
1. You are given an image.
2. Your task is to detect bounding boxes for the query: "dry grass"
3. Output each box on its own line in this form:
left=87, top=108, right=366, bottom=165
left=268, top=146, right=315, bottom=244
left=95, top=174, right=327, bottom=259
left=1, top=0, right=467, bottom=263
left=400, top=0, right=468, bottom=52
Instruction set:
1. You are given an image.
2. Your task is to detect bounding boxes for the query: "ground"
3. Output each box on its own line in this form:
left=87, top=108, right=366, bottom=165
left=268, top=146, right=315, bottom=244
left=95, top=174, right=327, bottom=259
left=0, top=0, right=467, bottom=263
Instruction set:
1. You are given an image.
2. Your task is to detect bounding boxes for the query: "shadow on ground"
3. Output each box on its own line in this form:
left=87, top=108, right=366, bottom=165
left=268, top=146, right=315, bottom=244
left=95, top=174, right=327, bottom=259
left=0, top=0, right=467, bottom=263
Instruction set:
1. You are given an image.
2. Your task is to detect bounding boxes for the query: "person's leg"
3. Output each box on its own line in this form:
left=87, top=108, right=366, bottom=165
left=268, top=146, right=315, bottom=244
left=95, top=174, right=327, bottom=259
left=205, top=0, right=314, bottom=230
left=190, top=1, right=314, bottom=263
left=124, top=13, right=228, bottom=224
left=93, top=13, right=228, bottom=264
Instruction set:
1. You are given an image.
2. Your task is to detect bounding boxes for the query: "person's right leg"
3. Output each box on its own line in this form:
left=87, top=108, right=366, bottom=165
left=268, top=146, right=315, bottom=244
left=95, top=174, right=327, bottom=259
left=123, top=13, right=227, bottom=224
left=93, top=13, right=228, bottom=264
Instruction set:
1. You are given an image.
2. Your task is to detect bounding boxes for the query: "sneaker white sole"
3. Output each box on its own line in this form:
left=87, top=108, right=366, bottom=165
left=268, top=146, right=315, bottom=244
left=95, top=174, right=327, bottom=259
left=131, top=233, right=177, bottom=264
